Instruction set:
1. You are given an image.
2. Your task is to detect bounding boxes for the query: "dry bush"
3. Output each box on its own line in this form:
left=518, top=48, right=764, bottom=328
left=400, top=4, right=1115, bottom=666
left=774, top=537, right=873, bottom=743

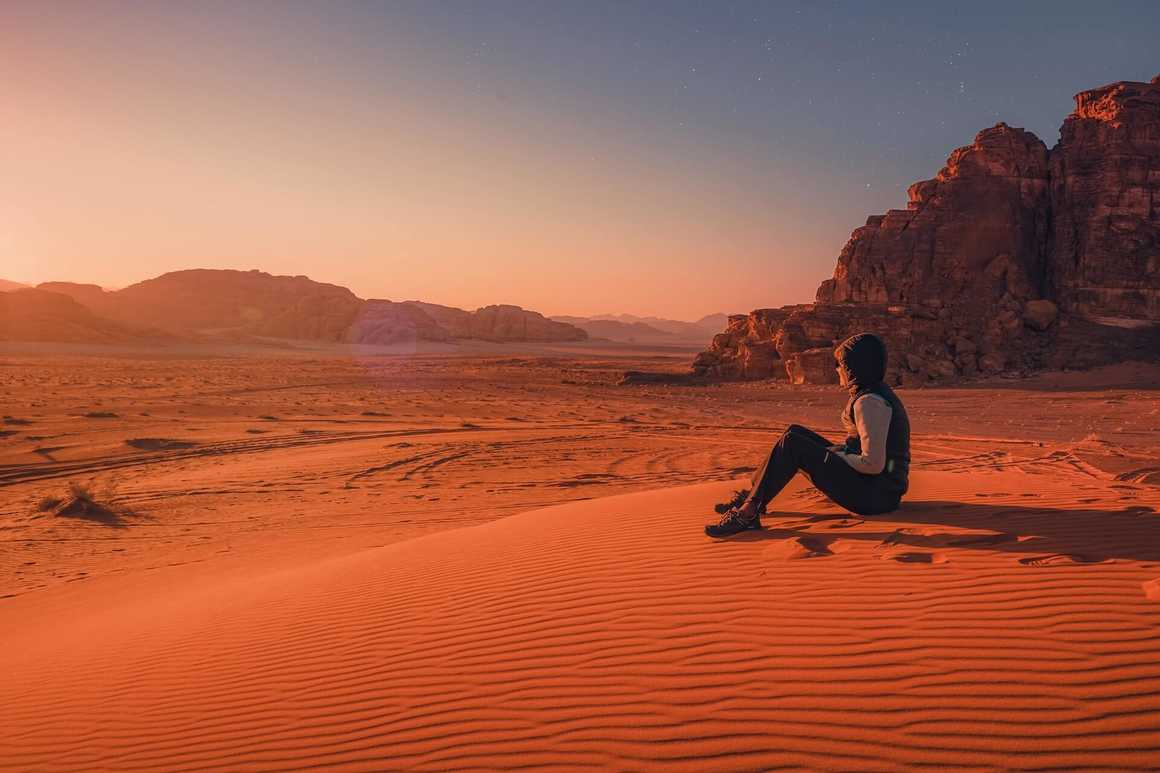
left=37, top=478, right=131, bottom=525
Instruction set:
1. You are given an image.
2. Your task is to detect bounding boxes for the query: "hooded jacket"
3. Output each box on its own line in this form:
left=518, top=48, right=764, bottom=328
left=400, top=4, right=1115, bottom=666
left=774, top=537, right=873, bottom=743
left=834, top=334, right=911, bottom=495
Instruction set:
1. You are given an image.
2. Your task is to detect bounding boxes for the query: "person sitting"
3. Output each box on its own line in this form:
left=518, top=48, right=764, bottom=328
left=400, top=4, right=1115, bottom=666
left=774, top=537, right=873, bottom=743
left=705, top=332, right=911, bottom=538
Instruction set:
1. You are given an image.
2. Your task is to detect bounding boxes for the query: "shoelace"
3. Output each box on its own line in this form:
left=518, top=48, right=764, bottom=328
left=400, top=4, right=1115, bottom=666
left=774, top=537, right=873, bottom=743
left=716, top=488, right=750, bottom=513
left=715, top=507, right=753, bottom=527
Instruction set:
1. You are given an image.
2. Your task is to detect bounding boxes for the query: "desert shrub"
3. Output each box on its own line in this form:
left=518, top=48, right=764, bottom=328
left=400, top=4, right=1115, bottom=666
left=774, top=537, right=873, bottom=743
left=38, top=479, right=129, bottom=525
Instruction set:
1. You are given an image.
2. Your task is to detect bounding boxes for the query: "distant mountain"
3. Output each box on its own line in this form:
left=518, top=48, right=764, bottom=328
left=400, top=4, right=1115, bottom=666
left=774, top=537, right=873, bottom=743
left=405, top=301, right=587, bottom=343
left=550, top=316, right=675, bottom=343
left=72, top=270, right=364, bottom=340
left=14, top=269, right=587, bottom=345
left=572, top=312, right=736, bottom=341
left=36, top=282, right=116, bottom=311
left=0, top=288, right=173, bottom=343
left=693, top=312, right=730, bottom=330
left=0, top=279, right=29, bottom=292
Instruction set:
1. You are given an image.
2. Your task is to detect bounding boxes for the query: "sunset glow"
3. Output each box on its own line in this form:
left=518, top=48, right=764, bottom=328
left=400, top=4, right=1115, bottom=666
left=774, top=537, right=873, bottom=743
left=2, top=1, right=1157, bottom=317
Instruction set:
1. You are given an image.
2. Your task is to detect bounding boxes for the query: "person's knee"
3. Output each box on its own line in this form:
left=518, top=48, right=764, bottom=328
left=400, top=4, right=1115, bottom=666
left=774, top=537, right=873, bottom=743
left=785, top=424, right=807, bottom=435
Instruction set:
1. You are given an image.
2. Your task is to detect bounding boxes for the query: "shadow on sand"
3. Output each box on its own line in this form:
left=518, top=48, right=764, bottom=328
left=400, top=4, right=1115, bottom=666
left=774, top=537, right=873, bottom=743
left=722, top=499, right=1160, bottom=564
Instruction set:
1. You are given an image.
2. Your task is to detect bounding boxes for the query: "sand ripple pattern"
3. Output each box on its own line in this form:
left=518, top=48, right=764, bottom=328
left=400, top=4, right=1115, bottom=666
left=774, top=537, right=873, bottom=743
left=5, top=471, right=1160, bottom=771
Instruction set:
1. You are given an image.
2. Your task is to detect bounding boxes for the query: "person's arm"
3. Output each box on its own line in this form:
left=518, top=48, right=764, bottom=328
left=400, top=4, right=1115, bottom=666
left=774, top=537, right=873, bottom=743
left=836, top=395, right=892, bottom=474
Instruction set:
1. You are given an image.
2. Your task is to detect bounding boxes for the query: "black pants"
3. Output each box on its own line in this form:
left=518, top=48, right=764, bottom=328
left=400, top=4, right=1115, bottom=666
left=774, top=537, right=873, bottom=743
left=748, top=424, right=901, bottom=516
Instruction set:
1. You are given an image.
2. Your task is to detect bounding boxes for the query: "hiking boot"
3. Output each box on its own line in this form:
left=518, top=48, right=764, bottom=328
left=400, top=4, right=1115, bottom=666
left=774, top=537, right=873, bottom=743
left=714, top=488, right=750, bottom=514
left=704, top=507, right=762, bottom=538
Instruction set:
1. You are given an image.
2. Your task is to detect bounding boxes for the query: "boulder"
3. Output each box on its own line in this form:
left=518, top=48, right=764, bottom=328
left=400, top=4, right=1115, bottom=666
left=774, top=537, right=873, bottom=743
left=1023, top=299, right=1059, bottom=331
left=785, top=347, right=838, bottom=385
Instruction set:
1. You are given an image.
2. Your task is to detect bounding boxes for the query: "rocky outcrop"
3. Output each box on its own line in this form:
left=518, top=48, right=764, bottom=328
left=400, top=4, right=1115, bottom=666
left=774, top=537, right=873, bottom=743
left=695, top=75, right=1160, bottom=385
left=692, top=307, right=801, bottom=379
left=345, top=300, right=451, bottom=344
left=817, top=122, right=1050, bottom=311
left=1049, top=77, right=1160, bottom=321
left=404, top=301, right=587, bottom=343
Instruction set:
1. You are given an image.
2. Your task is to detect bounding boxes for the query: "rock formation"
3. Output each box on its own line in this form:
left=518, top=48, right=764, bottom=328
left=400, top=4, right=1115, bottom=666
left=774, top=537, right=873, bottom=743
left=0, top=279, right=29, bottom=292
left=695, top=75, right=1160, bottom=385
left=37, top=282, right=114, bottom=310
left=404, top=301, right=587, bottom=343
left=109, top=270, right=365, bottom=340
left=12, top=270, right=587, bottom=346
left=345, top=300, right=451, bottom=344
left=1050, top=77, right=1160, bottom=321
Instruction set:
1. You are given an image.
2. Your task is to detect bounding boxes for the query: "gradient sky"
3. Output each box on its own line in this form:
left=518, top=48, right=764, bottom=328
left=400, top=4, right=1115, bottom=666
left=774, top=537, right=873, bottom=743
left=2, top=1, right=1158, bottom=319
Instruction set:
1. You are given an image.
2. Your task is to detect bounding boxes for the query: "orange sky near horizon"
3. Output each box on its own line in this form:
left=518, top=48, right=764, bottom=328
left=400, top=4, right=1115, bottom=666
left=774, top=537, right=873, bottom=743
left=0, top=3, right=850, bottom=320
left=4, top=2, right=1155, bottom=319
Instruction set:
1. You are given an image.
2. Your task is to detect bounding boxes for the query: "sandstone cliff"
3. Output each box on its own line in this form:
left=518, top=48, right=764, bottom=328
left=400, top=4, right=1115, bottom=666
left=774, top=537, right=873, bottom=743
left=695, top=75, right=1160, bottom=385
left=1050, top=77, right=1160, bottom=321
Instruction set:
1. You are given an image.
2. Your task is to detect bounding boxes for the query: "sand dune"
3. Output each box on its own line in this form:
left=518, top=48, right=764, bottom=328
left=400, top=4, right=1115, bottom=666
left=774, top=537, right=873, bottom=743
left=3, top=353, right=1159, bottom=769
left=5, top=467, right=1160, bottom=771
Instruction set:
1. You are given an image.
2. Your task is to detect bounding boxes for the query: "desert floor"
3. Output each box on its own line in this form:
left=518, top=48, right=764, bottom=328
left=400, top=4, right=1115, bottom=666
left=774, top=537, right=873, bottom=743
left=3, top=343, right=1160, bottom=769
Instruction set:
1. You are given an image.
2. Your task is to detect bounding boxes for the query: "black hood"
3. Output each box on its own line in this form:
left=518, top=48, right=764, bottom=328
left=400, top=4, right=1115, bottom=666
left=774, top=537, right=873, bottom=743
left=835, top=333, right=887, bottom=394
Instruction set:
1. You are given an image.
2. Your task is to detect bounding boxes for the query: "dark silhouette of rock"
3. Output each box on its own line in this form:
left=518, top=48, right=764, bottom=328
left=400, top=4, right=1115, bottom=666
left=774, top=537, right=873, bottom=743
left=694, top=75, right=1160, bottom=385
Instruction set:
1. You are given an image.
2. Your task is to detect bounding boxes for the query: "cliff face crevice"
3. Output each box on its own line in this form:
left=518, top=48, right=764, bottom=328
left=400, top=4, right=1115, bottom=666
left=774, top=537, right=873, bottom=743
left=695, top=76, right=1160, bottom=385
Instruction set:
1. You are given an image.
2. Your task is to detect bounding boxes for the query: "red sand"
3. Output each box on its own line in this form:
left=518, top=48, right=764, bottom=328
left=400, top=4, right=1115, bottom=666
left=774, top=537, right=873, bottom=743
left=2, top=350, right=1159, bottom=769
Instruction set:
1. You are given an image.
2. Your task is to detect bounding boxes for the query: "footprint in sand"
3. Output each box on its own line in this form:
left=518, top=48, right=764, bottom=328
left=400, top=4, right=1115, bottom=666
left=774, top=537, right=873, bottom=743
left=888, top=551, right=948, bottom=564
left=764, top=535, right=834, bottom=560
left=1019, top=553, right=1106, bottom=567
left=948, top=532, right=1022, bottom=547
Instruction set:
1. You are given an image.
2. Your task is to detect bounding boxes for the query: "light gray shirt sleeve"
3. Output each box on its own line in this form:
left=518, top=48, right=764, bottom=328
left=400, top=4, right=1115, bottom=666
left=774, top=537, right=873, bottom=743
left=837, top=394, right=892, bottom=475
